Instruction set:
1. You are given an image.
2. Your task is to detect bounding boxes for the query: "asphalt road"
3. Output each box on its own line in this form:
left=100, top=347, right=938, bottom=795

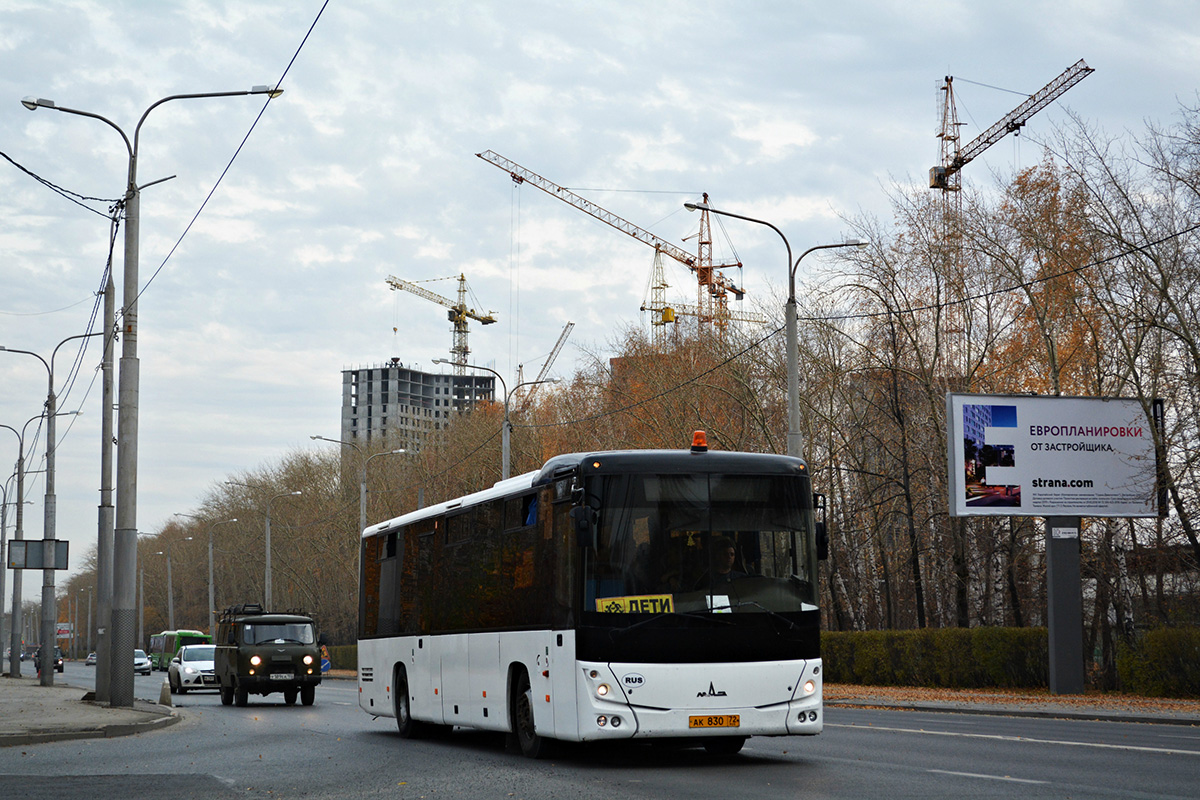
left=1, top=662, right=1196, bottom=799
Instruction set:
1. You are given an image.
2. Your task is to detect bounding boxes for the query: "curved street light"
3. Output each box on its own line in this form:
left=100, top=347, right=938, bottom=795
left=3, top=331, right=102, bottom=685
left=684, top=201, right=867, bottom=460
left=1, top=410, right=81, bottom=679
left=224, top=481, right=300, bottom=610
left=310, top=436, right=406, bottom=534
left=23, top=83, right=283, bottom=707
left=433, top=359, right=561, bottom=480
left=175, top=513, right=238, bottom=635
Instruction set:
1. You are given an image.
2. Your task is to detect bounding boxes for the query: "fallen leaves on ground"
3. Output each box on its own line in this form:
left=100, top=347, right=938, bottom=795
left=825, top=683, right=1200, bottom=714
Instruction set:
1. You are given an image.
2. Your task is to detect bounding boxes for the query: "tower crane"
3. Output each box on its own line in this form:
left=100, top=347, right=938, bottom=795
left=520, top=321, right=574, bottom=412
left=930, top=59, right=1093, bottom=192
left=477, top=151, right=753, bottom=335
left=386, top=273, right=497, bottom=375
left=929, top=59, right=1093, bottom=373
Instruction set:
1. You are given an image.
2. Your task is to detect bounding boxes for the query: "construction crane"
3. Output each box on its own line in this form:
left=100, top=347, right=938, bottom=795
left=929, top=59, right=1093, bottom=373
left=386, top=273, right=497, bottom=375
left=520, top=321, right=574, bottom=411
left=930, top=59, right=1093, bottom=192
left=477, top=151, right=751, bottom=336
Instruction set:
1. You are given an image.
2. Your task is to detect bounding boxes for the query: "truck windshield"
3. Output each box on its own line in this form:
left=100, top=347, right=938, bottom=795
left=584, top=472, right=817, bottom=616
left=244, top=622, right=314, bottom=645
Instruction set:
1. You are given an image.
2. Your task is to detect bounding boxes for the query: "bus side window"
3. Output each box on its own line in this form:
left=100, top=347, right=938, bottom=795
left=505, top=493, right=537, bottom=530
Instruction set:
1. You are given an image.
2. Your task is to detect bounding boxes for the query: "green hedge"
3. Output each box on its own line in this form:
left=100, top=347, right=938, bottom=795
left=1117, top=627, right=1200, bottom=698
left=326, top=644, right=357, bottom=671
left=822, top=628, right=1049, bottom=689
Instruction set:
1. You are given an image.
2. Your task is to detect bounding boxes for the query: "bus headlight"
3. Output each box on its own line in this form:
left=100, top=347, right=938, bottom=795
left=303, top=655, right=314, bottom=665
left=597, top=715, right=607, bottom=727
left=250, top=655, right=262, bottom=666
left=803, top=680, right=816, bottom=695
left=596, top=683, right=610, bottom=698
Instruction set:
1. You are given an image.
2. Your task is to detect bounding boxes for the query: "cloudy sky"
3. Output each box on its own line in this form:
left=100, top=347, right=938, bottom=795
left=2, top=0, right=1197, bottom=600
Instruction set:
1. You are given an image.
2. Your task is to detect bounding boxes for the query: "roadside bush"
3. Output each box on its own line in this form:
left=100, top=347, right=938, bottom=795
left=1117, top=627, right=1200, bottom=697
left=326, top=644, right=357, bottom=671
left=822, top=627, right=1048, bottom=689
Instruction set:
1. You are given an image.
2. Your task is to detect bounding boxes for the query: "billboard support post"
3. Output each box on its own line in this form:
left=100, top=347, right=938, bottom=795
left=1045, top=516, right=1085, bottom=694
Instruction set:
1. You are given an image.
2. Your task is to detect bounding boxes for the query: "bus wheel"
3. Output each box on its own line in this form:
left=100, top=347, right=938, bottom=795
left=395, top=667, right=427, bottom=738
left=220, top=685, right=233, bottom=706
left=703, top=736, right=746, bottom=756
left=284, top=688, right=297, bottom=705
left=511, top=670, right=553, bottom=759
left=301, top=685, right=315, bottom=706
left=235, top=684, right=249, bottom=707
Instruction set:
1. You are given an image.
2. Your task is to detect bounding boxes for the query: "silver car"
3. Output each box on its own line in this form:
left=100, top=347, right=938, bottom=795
left=134, top=648, right=152, bottom=675
left=168, top=644, right=218, bottom=693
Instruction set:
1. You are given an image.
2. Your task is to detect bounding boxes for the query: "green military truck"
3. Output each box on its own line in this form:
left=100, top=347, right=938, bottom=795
left=214, top=603, right=327, bottom=707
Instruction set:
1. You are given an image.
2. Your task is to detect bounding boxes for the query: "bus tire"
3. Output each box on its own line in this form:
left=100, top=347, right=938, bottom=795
left=284, top=688, right=297, bottom=705
left=395, top=666, right=429, bottom=738
left=235, top=684, right=248, bottom=707
left=510, top=669, right=553, bottom=759
left=220, top=685, right=233, bottom=705
left=703, top=736, right=746, bottom=756
left=301, top=685, right=316, bottom=706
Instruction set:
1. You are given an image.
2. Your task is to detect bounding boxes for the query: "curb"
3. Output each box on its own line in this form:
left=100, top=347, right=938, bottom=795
left=0, top=702, right=182, bottom=748
left=826, top=699, right=1200, bottom=726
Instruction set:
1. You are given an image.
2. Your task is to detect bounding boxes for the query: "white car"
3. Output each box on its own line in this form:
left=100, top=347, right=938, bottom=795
left=168, top=644, right=218, bottom=693
left=134, top=648, right=152, bottom=675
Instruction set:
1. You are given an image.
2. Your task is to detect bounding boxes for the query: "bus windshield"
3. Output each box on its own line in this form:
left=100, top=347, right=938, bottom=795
left=585, top=472, right=817, bottom=616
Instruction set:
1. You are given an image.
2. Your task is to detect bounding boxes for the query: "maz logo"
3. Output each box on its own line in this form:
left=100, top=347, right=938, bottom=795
left=697, top=682, right=727, bottom=698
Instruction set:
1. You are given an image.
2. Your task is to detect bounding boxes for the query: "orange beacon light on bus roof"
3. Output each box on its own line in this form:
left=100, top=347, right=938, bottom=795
left=691, top=431, right=708, bottom=452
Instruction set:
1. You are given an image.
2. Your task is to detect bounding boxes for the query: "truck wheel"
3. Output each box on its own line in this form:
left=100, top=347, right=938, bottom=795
left=301, top=685, right=315, bottom=706
left=220, top=685, right=233, bottom=706
left=235, top=684, right=248, bottom=707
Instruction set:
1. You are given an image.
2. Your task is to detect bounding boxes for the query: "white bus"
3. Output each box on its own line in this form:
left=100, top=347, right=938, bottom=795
left=357, top=434, right=826, bottom=757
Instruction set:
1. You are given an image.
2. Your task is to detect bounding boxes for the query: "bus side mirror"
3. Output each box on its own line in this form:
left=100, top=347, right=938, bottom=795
left=227, top=633, right=236, bottom=645
left=813, top=492, right=829, bottom=561
left=318, top=633, right=329, bottom=646
left=569, top=506, right=595, bottom=549
left=816, top=522, right=829, bottom=561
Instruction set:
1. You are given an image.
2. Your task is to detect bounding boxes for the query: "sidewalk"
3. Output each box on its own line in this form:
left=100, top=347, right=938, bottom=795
left=0, top=673, right=179, bottom=747
left=826, top=683, right=1200, bottom=726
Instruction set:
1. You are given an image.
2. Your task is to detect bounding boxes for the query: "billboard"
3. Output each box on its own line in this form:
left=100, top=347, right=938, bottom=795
left=946, top=393, right=1159, bottom=518
left=7, top=539, right=70, bottom=569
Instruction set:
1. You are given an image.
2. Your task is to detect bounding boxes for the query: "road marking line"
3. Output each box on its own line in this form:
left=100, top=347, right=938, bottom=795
left=929, top=769, right=1047, bottom=784
left=826, top=723, right=1200, bottom=756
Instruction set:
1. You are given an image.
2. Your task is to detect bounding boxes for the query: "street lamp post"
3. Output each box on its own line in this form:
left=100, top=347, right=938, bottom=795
left=155, top=536, right=191, bottom=630
left=2, top=411, right=78, bottom=678
left=177, top=514, right=238, bottom=636
left=224, top=482, right=300, bottom=610
left=22, top=83, right=283, bottom=706
left=0, top=475, right=15, bottom=668
left=684, top=201, right=867, bottom=461
left=309, top=436, right=405, bottom=534
left=3, top=332, right=102, bottom=685
left=432, top=359, right=560, bottom=480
